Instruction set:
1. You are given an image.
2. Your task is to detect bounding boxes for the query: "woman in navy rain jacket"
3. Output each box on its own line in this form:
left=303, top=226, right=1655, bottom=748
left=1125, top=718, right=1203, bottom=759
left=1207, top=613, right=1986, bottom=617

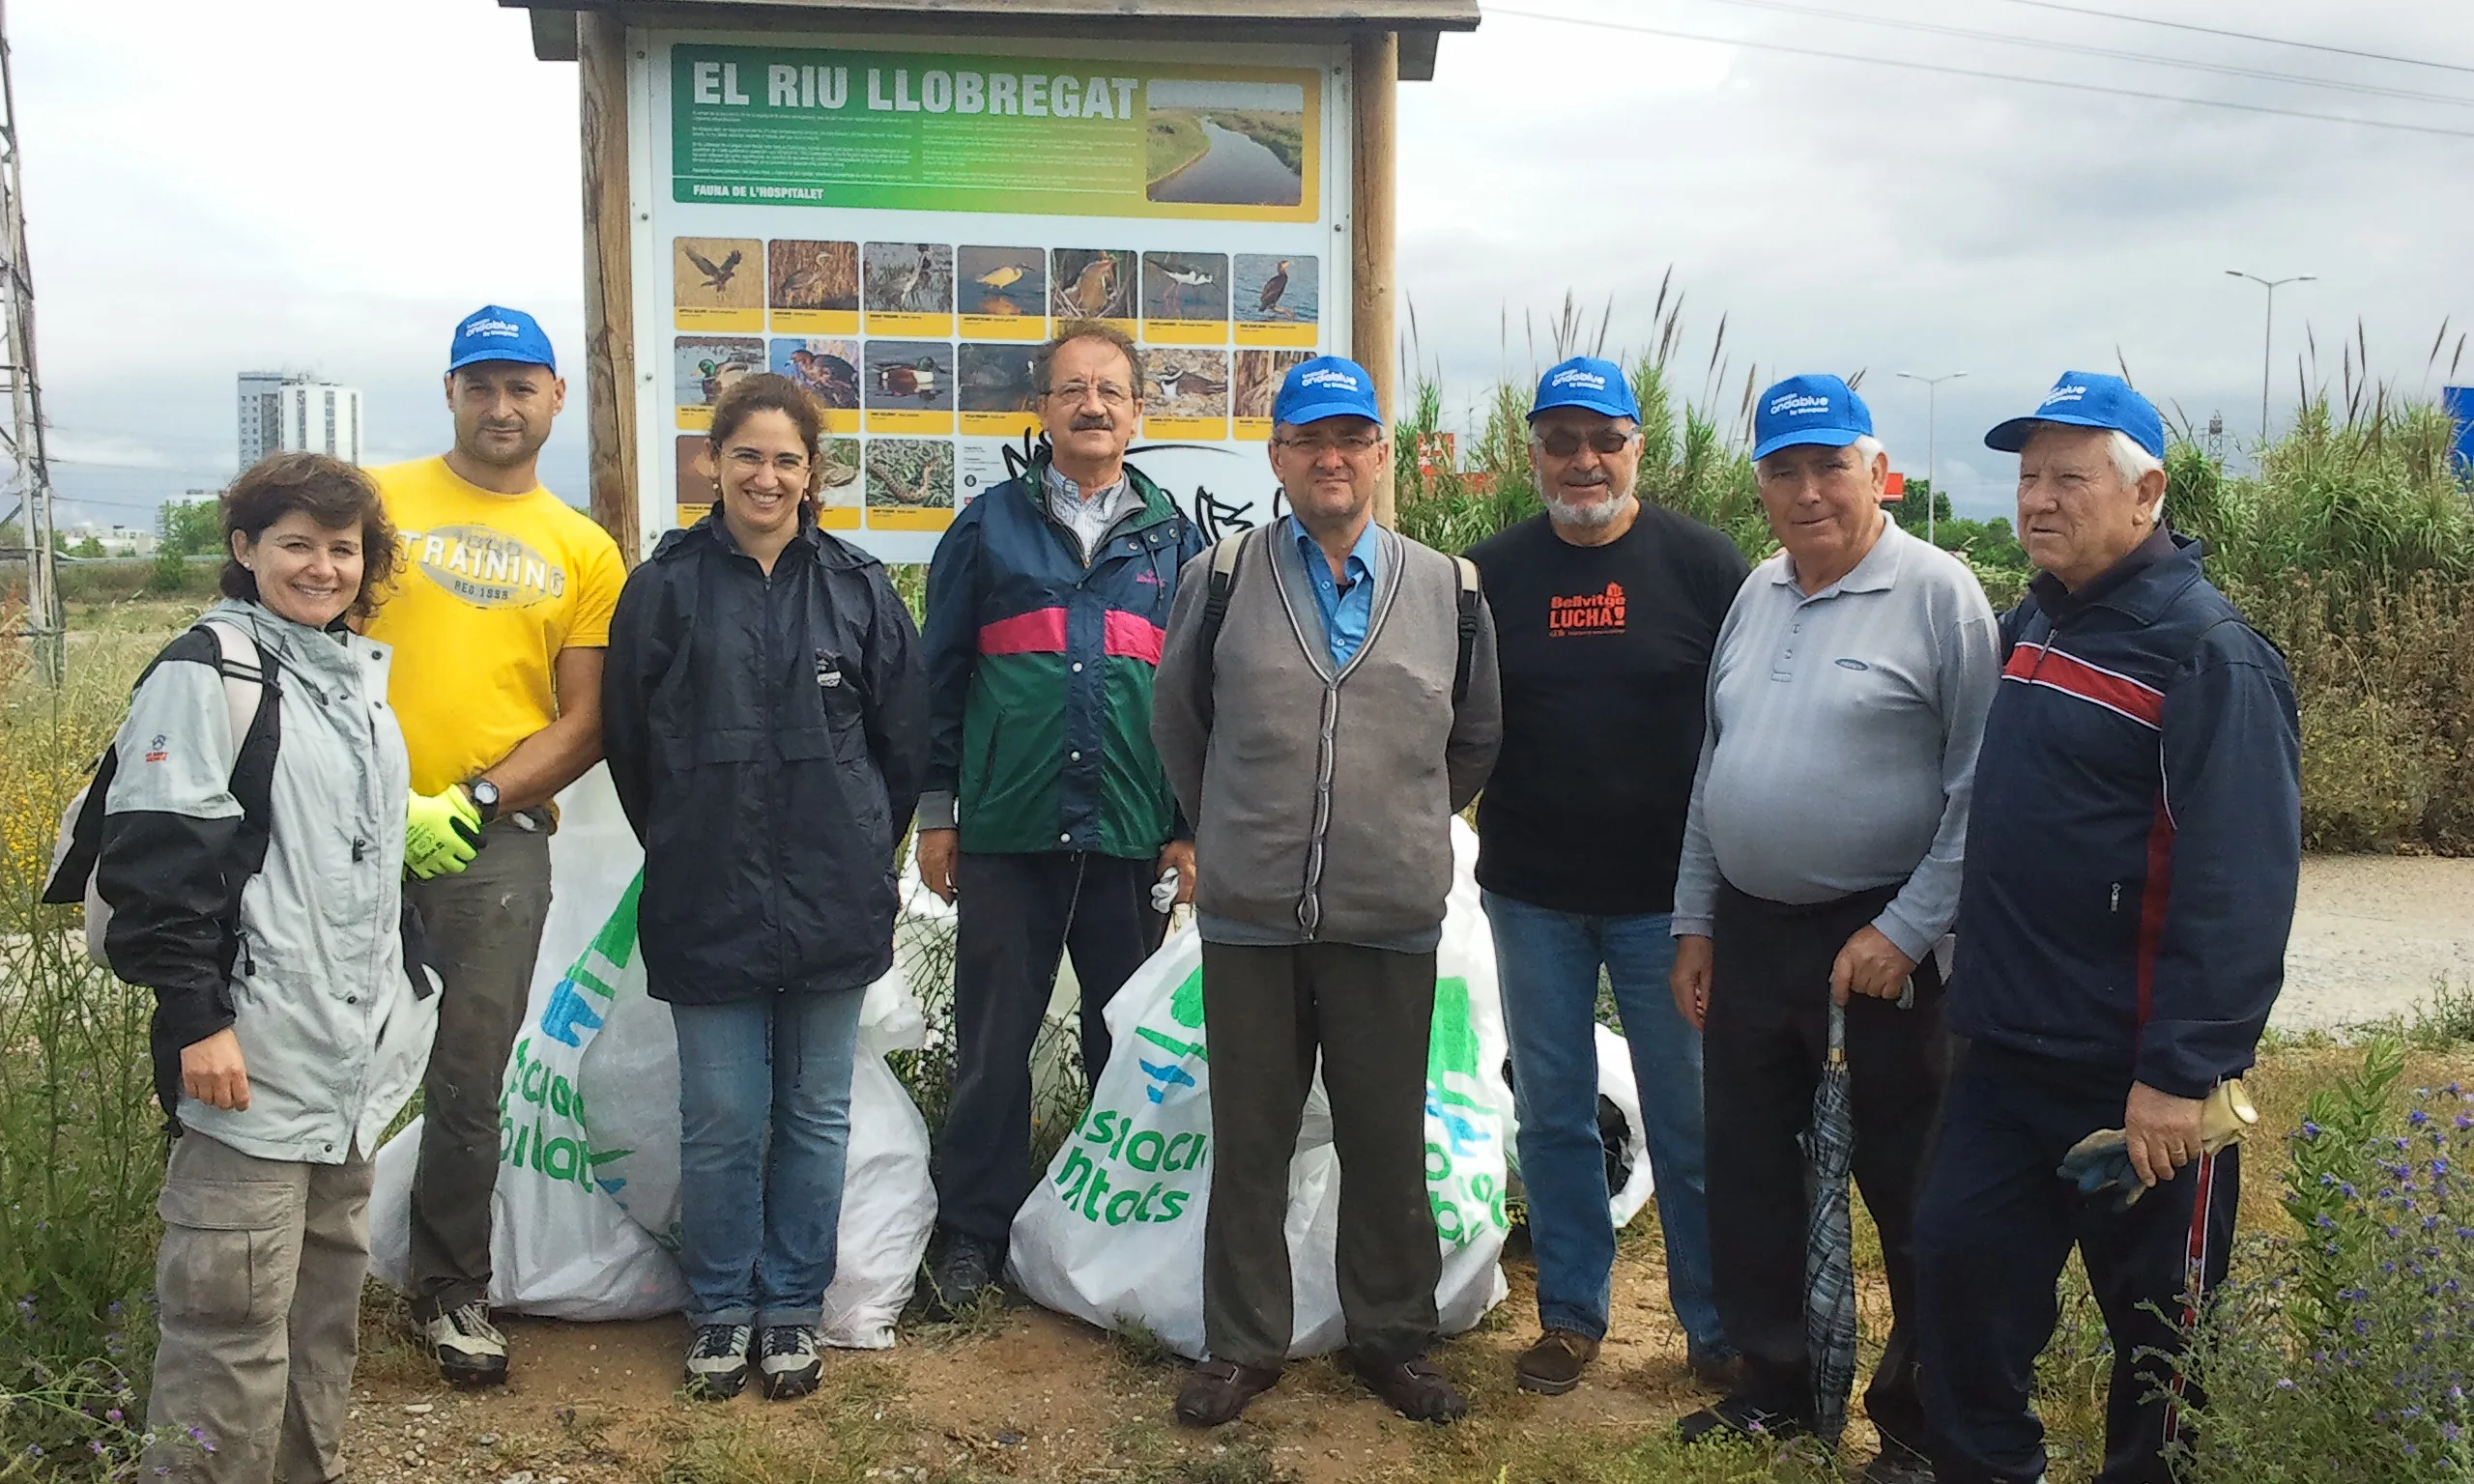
left=603, top=373, right=927, bottom=1404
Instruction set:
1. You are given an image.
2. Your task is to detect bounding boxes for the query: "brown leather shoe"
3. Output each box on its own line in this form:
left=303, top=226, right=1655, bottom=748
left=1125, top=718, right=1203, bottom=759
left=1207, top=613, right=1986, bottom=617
left=1350, top=1351, right=1468, bottom=1422
left=1514, top=1328, right=1601, bottom=1394
left=1174, top=1357, right=1281, bottom=1427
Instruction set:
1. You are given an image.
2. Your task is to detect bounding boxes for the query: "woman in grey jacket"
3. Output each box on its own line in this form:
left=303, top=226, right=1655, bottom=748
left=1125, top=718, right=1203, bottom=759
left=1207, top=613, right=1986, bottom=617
left=102, top=454, right=429, bottom=1484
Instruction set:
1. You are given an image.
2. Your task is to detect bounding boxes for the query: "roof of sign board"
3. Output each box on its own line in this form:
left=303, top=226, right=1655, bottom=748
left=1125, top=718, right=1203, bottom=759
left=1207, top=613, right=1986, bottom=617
left=515, top=1, right=1482, bottom=78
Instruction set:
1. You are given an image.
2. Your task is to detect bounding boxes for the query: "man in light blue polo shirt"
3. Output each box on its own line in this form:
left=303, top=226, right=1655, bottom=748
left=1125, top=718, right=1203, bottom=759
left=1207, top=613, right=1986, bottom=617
left=1670, top=375, right=1999, bottom=1481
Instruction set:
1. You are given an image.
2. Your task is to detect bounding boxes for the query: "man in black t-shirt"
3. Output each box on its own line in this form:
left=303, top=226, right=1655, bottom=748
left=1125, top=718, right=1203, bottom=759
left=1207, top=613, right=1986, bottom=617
left=1467, top=357, right=1751, bottom=1399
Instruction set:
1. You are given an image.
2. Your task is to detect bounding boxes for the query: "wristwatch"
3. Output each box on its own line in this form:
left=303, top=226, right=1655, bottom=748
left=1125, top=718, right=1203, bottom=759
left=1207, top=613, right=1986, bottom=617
left=463, top=778, right=502, bottom=824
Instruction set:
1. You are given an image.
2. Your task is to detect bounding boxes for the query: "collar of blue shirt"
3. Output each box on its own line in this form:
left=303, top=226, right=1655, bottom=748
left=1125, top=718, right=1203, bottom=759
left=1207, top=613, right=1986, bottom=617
left=1288, top=512, right=1381, bottom=588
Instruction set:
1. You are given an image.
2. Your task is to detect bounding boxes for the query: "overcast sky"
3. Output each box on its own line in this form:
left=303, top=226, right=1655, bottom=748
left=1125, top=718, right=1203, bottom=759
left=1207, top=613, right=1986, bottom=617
left=19, top=0, right=2474, bottom=528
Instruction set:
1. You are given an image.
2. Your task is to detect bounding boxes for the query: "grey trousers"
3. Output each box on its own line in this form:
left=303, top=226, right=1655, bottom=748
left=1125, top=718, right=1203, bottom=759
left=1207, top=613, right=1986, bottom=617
left=1198, top=940, right=1441, bottom=1369
left=405, top=819, right=554, bottom=1319
left=143, top=1131, right=373, bottom=1484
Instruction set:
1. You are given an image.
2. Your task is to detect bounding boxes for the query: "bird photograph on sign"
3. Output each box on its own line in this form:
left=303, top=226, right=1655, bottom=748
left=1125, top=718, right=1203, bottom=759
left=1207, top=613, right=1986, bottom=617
left=767, top=239, right=859, bottom=312
left=958, top=343, right=1039, bottom=414
left=1146, top=349, right=1231, bottom=417
left=1235, top=252, right=1316, bottom=325
left=770, top=337, right=861, bottom=410
left=1050, top=247, right=1131, bottom=320
left=672, top=335, right=762, bottom=410
left=862, top=241, right=953, bottom=315
left=865, top=439, right=954, bottom=509
left=862, top=339, right=954, bottom=410
left=672, top=237, right=761, bottom=308
left=958, top=245, right=1047, bottom=319
left=1232, top=348, right=1311, bottom=422
left=1142, top=252, right=1229, bottom=323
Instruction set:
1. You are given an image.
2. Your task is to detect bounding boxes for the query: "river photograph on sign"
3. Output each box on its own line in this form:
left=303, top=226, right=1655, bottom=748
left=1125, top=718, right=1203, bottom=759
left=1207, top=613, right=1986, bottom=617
left=1144, top=76, right=1307, bottom=206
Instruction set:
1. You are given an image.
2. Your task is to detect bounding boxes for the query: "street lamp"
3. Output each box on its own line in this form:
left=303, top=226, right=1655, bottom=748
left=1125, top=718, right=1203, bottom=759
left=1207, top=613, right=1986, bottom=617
left=2227, top=270, right=2316, bottom=442
left=1895, top=370, right=1968, bottom=547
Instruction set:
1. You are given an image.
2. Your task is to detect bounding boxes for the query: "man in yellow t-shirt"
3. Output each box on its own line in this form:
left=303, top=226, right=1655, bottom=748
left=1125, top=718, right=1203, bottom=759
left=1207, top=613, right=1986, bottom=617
left=364, top=305, right=626, bottom=1387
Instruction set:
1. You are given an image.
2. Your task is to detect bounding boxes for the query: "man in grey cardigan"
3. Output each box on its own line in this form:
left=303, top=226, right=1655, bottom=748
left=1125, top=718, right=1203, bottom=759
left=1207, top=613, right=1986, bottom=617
left=1152, top=356, right=1502, bottom=1429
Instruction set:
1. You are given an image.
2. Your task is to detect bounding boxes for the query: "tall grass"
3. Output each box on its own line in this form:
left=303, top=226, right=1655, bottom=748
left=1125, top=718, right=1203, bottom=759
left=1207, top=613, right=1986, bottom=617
left=0, top=630, right=179, bottom=1476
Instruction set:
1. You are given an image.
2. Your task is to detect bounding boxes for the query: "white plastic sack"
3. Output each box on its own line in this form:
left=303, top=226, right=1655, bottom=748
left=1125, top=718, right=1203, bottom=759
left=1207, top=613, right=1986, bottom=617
left=1006, top=818, right=1514, bottom=1359
left=369, top=767, right=683, bottom=1320
left=1594, top=1025, right=1657, bottom=1230
left=370, top=766, right=938, bottom=1343
left=589, top=962, right=935, bottom=1350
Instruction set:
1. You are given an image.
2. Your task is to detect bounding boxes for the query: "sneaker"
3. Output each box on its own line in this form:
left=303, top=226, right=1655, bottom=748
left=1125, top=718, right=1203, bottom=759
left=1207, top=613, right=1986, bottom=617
left=1513, top=1328, right=1600, bottom=1395
left=1675, top=1393, right=1809, bottom=1446
left=927, top=1234, right=998, bottom=1316
left=421, top=1301, right=507, bottom=1387
left=759, top=1325, right=822, bottom=1400
left=682, top=1323, right=751, bottom=1400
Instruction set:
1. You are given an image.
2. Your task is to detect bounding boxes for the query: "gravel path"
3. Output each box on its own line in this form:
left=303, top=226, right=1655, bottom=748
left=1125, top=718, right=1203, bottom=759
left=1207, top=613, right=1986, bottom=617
left=2277, top=855, right=2474, bottom=1031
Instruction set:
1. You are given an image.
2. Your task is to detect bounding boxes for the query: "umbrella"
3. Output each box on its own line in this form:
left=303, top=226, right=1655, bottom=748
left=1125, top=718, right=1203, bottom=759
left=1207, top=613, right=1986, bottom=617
left=1799, top=996, right=1859, bottom=1444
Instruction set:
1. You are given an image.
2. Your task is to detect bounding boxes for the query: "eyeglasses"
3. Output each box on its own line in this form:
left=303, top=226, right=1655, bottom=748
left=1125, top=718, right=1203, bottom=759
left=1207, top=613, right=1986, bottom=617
left=1532, top=427, right=1640, bottom=458
left=1047, top=381, right=1133, bottom=409
left=725, top=447, right=809, bottom=473
left=1272, top=431, right=1385, bottom=455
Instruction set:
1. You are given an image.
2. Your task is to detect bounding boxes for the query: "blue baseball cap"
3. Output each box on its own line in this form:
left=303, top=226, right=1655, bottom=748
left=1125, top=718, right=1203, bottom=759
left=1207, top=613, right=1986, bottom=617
left=1984, top=371, right=2165, bottom=459
left=1752, top=373, right=1873, bottom=461
left=447, top=305, right=558, bottom=375
left=1272, top=356, right=1382, bottom=428
left=1529, top=356, right=1640, bottom=422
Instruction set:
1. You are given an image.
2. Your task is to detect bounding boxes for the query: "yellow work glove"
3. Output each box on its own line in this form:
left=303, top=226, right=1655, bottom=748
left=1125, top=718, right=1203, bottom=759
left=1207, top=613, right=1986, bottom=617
left=404, top=786, right=484, bottom=880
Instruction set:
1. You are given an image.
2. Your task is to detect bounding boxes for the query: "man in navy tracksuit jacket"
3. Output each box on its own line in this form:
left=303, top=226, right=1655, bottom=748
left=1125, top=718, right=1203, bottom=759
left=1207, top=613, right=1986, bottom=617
left=1914, top=374, right=2301, bottom=1484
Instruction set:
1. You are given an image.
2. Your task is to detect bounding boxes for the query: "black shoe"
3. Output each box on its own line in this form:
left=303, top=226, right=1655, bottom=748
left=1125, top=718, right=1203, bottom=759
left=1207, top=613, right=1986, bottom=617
left=1675, top=1394, right=1809, bottom=1446
left=1857, top=1440, right=1937, bottom=1483
left=1348, top=1351, right=1468, bottom=1423
left=683, top=1323, right=751, bottom=1400
left=758, top=1325, right=822, bottom=1400
left=1173, top=1357, right=1282, bottom=1427
left=927, top=1234, right=998, bottom=1316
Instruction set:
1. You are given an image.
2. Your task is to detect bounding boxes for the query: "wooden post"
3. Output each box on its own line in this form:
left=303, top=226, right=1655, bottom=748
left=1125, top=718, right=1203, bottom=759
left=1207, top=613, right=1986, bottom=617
left=579, top=14, right=641, bottom=562
left=1350, top=30, right=1398, bottom=527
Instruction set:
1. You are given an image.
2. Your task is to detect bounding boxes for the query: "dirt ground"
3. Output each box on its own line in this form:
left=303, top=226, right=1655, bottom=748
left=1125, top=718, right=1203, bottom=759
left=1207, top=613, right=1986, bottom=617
left=344, top=1224, right=1810, bottom=1484
left=336, top=856, right=2472, bottom=1481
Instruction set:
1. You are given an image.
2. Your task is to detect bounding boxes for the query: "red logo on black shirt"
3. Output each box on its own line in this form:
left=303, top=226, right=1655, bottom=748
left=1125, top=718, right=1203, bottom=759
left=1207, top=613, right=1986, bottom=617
left=1548, top=582, right=1626, bottom=637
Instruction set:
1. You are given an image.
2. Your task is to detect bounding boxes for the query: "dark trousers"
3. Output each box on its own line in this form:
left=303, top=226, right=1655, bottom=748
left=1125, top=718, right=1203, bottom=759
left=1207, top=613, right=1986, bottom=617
left=1200, top=940, right=1440, bottom=1369
left=406, top=819, right=554, bottom=1320
left=1917, top=1042, right=2239, bottom=1484
left=1704, top=880, right=1948, bottom=1457
left=934, top=849, right=1165, bottom=1245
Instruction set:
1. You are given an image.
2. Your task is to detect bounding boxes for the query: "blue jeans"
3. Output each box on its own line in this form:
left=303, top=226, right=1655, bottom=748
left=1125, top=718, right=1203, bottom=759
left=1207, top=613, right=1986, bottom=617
left=1483, top=891, right=1727, bottom=1358
left=672, top=989, right=866, bottom=1328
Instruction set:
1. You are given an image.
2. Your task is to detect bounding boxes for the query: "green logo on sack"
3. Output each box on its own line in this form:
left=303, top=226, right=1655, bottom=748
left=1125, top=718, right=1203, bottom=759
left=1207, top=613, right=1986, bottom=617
left=499, top=877, right=641, bottom=1193
left=1424, top=976, right=1507, bottom=1247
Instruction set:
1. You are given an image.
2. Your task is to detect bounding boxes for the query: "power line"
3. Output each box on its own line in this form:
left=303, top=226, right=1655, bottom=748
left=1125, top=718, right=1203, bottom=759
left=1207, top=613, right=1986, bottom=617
left=1683, top=0, right=2474, bottom=109
left=1488, top=7, right=2474, bottom=140
left=1994, top=0, right=2474, bottom=78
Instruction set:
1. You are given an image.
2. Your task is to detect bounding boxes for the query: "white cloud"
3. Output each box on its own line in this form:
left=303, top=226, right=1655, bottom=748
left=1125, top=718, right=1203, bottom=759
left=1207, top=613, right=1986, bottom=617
left=13, top=0, right=2473, bottom=529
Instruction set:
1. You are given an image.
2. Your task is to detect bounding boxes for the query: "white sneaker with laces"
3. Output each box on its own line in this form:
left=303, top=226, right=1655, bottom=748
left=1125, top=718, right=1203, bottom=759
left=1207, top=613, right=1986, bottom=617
left=684, top=1323, right=753, bottom=1400
left=759, top=1324, right=822, bottom=1400
left=421, top=1301, right=508, bottom=1386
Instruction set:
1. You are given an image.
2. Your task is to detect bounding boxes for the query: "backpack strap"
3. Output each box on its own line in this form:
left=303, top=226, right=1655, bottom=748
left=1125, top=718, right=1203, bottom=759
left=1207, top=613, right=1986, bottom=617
left=1451, top=556, right=1481, bottom=706
left=195, top=618, right=281, bottom=877
left=1194, top=531, right=1250, bottom=712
